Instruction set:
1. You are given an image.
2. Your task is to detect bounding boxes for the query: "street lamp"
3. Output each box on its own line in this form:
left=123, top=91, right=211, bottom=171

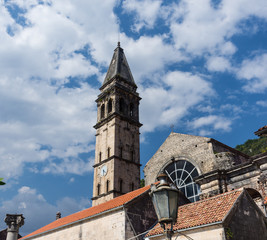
left=150, top=173, right=179, bottom=240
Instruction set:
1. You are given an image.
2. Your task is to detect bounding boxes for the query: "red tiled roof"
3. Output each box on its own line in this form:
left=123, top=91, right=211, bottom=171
left=20, top=185, right=151, bottom=239
left=255, top=125, right=267, bottom=135
left=257, top=125, right=267, bottom=132
left=146, top=189, right=243, bottom=237
left=264, top=196, right=267, bottom=205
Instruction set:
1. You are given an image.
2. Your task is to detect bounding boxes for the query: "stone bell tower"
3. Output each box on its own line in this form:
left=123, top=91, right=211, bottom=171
left=92, top=43, right=142, bottom=206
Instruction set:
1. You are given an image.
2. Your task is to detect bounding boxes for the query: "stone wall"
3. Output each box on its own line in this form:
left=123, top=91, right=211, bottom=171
left=126, top=194, right=157, bottom=239
left=197, top=153, right=267, bottom=205
left=26, top=209, right=128, bottom=240
left=225, top=191, right=267, bottom=240
left=148, top=225, right=225, bottom=240
left=144, top=133, right=212, bottom=185
left=144, top=132, right=248, bottom=186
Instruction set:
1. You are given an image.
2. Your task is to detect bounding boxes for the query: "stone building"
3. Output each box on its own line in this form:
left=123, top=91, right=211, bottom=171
left=144, top=130, right=267, bottom=208
left=92, top=42, right=142, bottom=206
left=20, top=186, right=189, bottom=240
left=145, top=189, right=267, bottom=240
left=20, top=186, right=156, bottom=240
left=18, top=44, right=267, bottom=240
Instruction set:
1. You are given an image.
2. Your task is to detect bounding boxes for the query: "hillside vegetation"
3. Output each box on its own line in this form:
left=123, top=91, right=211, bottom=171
left=235, top=137, right=267, bottom=156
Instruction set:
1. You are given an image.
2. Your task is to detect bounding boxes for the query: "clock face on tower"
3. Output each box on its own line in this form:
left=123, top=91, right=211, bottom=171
left=100, top=165, right=108, bottom=177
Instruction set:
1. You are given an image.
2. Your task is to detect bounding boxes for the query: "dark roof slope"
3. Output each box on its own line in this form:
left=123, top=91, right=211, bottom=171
left=102, top=42, right=135, bottom=87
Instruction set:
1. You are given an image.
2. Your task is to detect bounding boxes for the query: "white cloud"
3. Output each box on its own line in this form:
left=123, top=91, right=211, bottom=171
left=237, top=53, right=267, bottom=93
left=190, top=115, right=232, bottom=133
left=42, top=157, right=95, bottom=175
left=206, top=56, right=232, bottom=72
left=0, top=0, right=266, bottom=182
left=168, top=0, right=267, bottom=56
left=55, top=54, right=98, bottom=79
left=122, top=0, right=162, bottom=32
left=256, top=100, right=267, bottom=107
left=69, top=177, right=75, bottom=183
left=123, top=35, right=185, bottom=83
left=140, top=71, right=214, bottom=132
left=0, top=186, right=90, bottom=236
left=0, top=0, right=121, bottom=180
left=0, top=76, right=98, bottom=179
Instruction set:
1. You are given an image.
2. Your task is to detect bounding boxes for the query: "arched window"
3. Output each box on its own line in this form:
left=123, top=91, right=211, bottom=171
left=119, top=179, right=123, bottom=193
left=130, top=183, right=134, bottom=191
left=120, top=147, right=123, bottom=158
left=99, top=152, right=102, bottom=162
left=100, top=104, right=105, bottom=119
left=119, top=98, right=124, bottom=113
left=164, top=160, right=200, bottom=202
left=106, top=180, right=110, bottom=193
left=130, top=103, right=134, bottom=117
left=97, top=184, right=101, bottom=195
left=131, top=150, right=134, bottom=162
left=107, top=147, right=110, bottom=158
left=108, top=99, right=112, bottom=113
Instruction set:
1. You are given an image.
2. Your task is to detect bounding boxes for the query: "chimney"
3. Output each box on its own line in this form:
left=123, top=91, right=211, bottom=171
left=56, top=211, right=61, bottom=220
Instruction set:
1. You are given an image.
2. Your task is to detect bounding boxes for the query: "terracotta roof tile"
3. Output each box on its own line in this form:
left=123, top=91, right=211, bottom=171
left=257, top=125, right=267, bottom=132
left=264, top=196, right=267, bottom=205
left=146, top=189, right=243, bottom=237
left=20, top=185, right=151, bottom=239
left=255, top=125, right=267, bottom=135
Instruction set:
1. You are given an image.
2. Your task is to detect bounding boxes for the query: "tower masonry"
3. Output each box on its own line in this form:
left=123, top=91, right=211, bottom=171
left=92, top=43, right=142, bottom=206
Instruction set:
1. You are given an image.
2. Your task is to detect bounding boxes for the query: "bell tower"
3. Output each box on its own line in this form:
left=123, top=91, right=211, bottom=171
left=92, top=43, right=142, bottom=206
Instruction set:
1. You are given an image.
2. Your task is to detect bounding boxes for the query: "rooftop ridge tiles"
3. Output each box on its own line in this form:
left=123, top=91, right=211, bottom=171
left=146, top=189, right=243, bottom=237
left=178, top=188, right=243, bottom=208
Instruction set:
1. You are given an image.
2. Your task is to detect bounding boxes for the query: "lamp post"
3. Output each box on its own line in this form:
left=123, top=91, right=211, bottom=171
left=150, top=173, right=179, bottom=240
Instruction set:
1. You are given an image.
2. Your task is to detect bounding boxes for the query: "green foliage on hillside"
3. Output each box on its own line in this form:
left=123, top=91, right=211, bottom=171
left=235, top=137, right=267, bottom=156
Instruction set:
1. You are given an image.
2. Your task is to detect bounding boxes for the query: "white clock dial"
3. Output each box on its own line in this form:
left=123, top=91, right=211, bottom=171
left=100, top=165, right=107, bottom=176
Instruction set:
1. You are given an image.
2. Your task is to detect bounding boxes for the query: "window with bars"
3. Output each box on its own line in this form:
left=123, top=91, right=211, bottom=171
left=164, top=160, right=201, bottom=202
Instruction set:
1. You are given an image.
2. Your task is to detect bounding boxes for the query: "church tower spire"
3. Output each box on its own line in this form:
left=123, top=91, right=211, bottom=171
left=92, top=44, right=142, bottom=206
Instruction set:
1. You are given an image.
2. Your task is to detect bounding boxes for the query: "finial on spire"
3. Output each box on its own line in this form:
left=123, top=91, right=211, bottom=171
left=118, top=41, right=120, bottom=47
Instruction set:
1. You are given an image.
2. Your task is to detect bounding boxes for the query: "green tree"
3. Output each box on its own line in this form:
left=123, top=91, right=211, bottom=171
left=140, top=178, right=145, bottom=188
left=235, top=137, right=267, bottom=156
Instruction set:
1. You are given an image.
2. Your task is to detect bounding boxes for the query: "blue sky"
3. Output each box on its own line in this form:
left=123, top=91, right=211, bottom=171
left=0, top=0, right=267, bottom=236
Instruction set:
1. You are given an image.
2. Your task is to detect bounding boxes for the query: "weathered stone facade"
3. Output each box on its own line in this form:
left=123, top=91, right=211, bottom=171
left=25, top=210, right=127, bottom=240
left=92, top=43, right=142, bottom=206
left=144, top=131, right=267, bottom=209
left=144, top=132, right=248, bottom=187
left=197, top=152, right=267, bottom=204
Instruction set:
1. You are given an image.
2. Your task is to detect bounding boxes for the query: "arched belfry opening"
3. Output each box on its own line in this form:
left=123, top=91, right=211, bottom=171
left=100, top=104, right=105, bottom=119
left=108, top=99, right=112, bottom=113
left=119, top=98, right=124, bottom=113
left=130, top=103, right=134, bottom=117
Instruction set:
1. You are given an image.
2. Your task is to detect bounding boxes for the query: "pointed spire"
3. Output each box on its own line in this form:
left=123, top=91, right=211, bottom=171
left=102, top=43, right=135, bottom=87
